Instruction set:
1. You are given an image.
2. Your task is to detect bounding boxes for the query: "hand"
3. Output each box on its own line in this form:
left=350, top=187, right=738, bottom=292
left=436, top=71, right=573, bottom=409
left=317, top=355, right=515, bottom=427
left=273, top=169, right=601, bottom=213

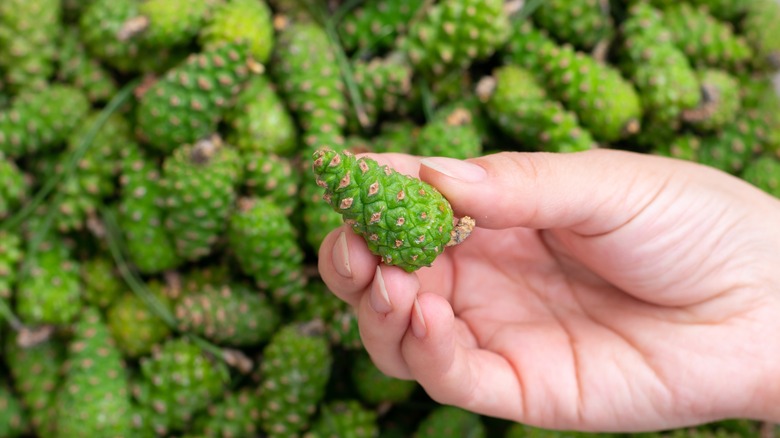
left=317, top=149, right=780, bottom=433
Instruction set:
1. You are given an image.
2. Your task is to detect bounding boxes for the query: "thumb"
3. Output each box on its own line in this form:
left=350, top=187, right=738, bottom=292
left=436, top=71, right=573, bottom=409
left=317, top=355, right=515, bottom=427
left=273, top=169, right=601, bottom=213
left=419, top=149, right=680, bottom=234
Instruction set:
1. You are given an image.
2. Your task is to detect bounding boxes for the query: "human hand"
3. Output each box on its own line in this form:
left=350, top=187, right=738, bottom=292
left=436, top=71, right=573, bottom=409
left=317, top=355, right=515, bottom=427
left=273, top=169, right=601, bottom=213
left=317, top=149, right=780, bottom=433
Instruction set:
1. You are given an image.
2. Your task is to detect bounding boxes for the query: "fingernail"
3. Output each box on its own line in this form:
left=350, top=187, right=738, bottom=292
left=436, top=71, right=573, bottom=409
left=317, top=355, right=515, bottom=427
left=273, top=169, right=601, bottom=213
left=411, top=297, right=427, bottom=339
left=370, top=266, right=393, bottom=314
left=332, top=232, right=352, bottom=278
left=421, top=157, right=487, bottom=183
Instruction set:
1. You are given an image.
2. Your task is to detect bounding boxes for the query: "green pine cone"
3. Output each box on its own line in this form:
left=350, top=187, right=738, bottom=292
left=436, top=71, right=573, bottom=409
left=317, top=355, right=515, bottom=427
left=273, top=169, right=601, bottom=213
left=57, top=27, right=119, bottom=103
left=413, top=405, right=486, bottom=438
left=654, top=134, right=702, bottom=163
left=403, top=0, right=510, bottom=77
left=533, top=0, right=614, bottom=51
left=312, top=148, right=475, bottom=272
left=682, top=0, right=754, bottom=21
left=0, top=0, right=61, bottom=93
left=0, top=152, right=28, bottom=219
left=371, top=121, right=420, bottom=154
left=740, top=74, right=780, bottom=153
left=80, top=257, right=122, bottom=308
left=227, top=197, right=307, bottom=308
left=162, top=137, right=242, bottom=261
left=698, top=112, right=768, bottom=174
left=107, top=287, right=172, bottom=358
left=4, top=334, right=65, bottom=437
left=55, top=307, right=133, bottom=438
left=478, top=65, right=597, bottom=153
left=305, top=400, right=379, bottom=438
left=258, top=322, right=333, bottom=438
left=352, top=351, right=418, bottom=405
left=338, top=0, right=424, bottom=53
left=134, top=42, right=257, bottom=153
left=683, top=69, right=741, bottom=133
left=226, top=74, right=298, bottom=155
left=349, top=56, right=413, bottom=132
left=118, top=145, right=182, bottom=274
left=741, top=154, right=780, bottom=198
left=200, top=0, right=274, bottom=63
left=243, top=152, right=300, bottom=216
left=191, top=389, right=262, bottom=438
left=134, top=337, right=230, bottom=435
left=619, top=2, right=701, bottom=129
left=415, top=105, right=483, bottom=159
left=119, top=0, right=220, bottom=48
left=743, top=0, right=780, bottom=72
left=0, top=384, right=27, bottom=438
left=175, top=283, right=280, bottom=346
left=300, top=169, right=348, bottom=252
left=15, top=238, right=82, bottom=326
left=504, top=22, right=642, bottom=142
left=0, top=230, right=22, bottom=300
left=271, top=22, right=347, bottom=134
left=0, top=85, right=90, bottom=158
left=661, top=3, right=753, bottom=73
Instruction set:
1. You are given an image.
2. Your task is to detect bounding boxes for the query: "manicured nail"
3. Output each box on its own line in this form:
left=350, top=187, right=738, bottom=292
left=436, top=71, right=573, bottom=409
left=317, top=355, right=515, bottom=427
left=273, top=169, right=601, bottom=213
left=370, top=266, right=393, bottom=314
left=421, top=157, right=487, bottom=183
left=411, top=297, right=427, bottom=339
left=332, top=232, right=352, bottom=278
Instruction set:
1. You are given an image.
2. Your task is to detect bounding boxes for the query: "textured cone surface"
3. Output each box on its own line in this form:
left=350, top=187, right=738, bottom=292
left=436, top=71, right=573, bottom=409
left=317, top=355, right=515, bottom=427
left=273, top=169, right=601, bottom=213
left=654, top=134, right=702, bottom=163
left=0, top=230, right=23, bottom=299
left=415, top=105, right=483, bottom=159
left=0, top=0, right=61, bottom=93
left=294, top=280, right=362, bottom=349
left=339, top=0, right=424, bottom=53
left=107, top=288, right=172, bottom=358
left=740, top=75, right=780, bottom=153
left=685, top=69, right=741, bottom=133
left=162, top=138, right=241, bottom=261
left=300, top=166, right=348, bottom=252
left=0, top=85, right=90, bottom=158
left=55, top=307, right=133, bottom=438
left=312, top=148, right=464, bottom=272
left=618, top=2, right=701, bottom=128
left=479, top=65, right=597, bottom=153
left=131, top=0, right=219, bottom=48
left=79, top=0, right=181, bottom=74
left=227, top=197, right=307, bottom=308
left=226, top=74, right=298, bottom=155
left=0, top=384, right=27, bottom=438
left=175, top=283, right=280, bottom=346
left=80, top=257, right=123, bottom=308
left=741, top=155, right=780, bottom=198
left=271, top=22, right=346, bottom=134
left=0, top=153, right=28, bottom=220
left=414, top=405, right=486, bottom=438
left=243, top=152, right=300, bottom=216
left=743, top=0, right=780, bottom=72
left=258, top=322, right=333, bottom=437
left=371, top=121, right=419, bottom=154
left=57, top=27, right=118, bottom=103
left=15, top=238, right=82, bottom=325
left=662, top=3, right=753, bottom=73
left=532, top=0, right=614, bottom=51
left=403, top=0, right=510, bottom=77
left=200, top=0, right=274, bottom=63
left=191, top=388, right=262, bottom=437
left=504, top=22, right=642, bottom=142
left=306, top=399, right=379, bottom=438
left=698, top=112, right=769, bottom=174
left=135, top=337, right=230, bottom=434
left=348, top=56, right=413, bottom=132
left=4, top=335, right=65, bottom=437
left=135, top=42, right=254, bottom=153
left=119, top=145, right=182, bottom=273
left=352, top=350, right=417, bottom=405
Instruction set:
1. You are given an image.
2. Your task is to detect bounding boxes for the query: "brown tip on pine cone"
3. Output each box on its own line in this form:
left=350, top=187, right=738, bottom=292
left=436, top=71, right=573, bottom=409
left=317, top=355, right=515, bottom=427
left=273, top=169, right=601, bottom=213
left=222, top=348, right=254, bottom=374
left=475, top=76, right=496, bottom=103
left=16, top=325, right=56, bottom=348
left=447, top=216, right=476, bottom=247
left=237, top=196, right=256, bottom=212
left=446, top=107, right=473, bottom=126
left=682, top=82, right=721, bottom=124
left=117, top=15, right=150, bottom=41
left=623, top=119, right=641, bottom=136
left=246, top=58, right=265, bottom=75
left=273, top=15, right=290, bottom=32
left=190, top=134, right=222, bottom=164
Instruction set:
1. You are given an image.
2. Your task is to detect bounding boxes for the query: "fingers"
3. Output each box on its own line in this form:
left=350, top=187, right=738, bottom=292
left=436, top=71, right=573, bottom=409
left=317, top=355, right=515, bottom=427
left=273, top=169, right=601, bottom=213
left=418, top=149, right=683, bottom=235
left=400, top=293, right=525, bottom=420
left=355, top=265, right=421, bottom=379
left=317, top=224, right=379, bottom=308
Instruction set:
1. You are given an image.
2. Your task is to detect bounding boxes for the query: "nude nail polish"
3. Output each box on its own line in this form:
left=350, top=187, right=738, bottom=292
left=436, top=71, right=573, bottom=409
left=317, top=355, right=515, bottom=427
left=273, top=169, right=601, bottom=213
left=370, top=266, right=392, bottom=314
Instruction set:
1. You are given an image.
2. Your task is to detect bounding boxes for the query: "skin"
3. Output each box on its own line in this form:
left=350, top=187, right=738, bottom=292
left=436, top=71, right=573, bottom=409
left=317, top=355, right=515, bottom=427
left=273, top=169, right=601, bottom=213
left=317, top=149, right=780, bottom=433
